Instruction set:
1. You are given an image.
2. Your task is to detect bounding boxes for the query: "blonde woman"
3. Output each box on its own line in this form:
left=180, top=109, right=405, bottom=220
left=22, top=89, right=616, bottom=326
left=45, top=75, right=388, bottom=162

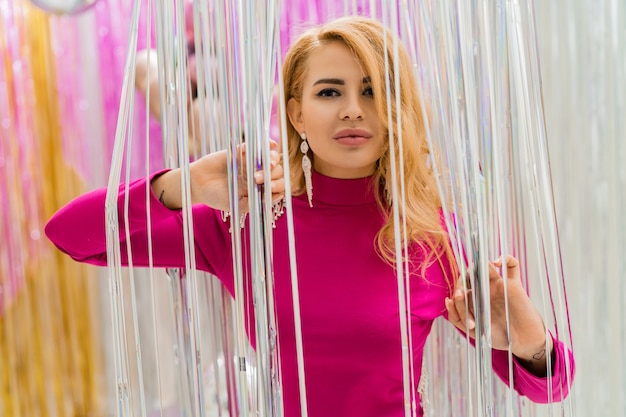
left=47, top=16, right=574, bottom=416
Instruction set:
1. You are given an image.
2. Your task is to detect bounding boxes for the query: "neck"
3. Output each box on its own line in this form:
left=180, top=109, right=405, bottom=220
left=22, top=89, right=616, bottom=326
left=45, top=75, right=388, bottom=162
left=293, top=170, right=378, bottom=206
left=312, top=161, right=376, bottom=179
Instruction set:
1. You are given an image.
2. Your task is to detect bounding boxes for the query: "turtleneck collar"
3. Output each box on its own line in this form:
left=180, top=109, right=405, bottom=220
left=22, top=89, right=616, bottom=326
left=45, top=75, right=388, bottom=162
left=299, top=169, right=378, bottom=206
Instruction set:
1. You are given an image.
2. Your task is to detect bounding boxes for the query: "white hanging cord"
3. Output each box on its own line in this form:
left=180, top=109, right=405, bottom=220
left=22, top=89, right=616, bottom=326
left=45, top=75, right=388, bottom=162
left=103, top=0, right=143, bottom=414
left=276, top=35, right=309, bottom=417
left=381, top=2, right=414, bottom=415
left=142, top=0, right=167, bottom=413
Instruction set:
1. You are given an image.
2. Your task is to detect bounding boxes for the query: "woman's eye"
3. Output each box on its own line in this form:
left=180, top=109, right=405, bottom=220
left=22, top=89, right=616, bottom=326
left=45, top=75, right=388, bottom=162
left=363, top=86, right=374, bottom=96
left=317, top=88, right=340, bottom=97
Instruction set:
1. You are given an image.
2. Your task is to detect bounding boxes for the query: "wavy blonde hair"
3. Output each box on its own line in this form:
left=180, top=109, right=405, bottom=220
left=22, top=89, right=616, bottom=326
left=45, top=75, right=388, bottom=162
left=282, top=16, right=456, bottom=278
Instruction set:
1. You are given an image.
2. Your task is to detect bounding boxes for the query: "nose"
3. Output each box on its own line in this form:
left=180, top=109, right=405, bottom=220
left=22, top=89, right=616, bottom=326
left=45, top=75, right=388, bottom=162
left=339, top=94, right=364, bottom=121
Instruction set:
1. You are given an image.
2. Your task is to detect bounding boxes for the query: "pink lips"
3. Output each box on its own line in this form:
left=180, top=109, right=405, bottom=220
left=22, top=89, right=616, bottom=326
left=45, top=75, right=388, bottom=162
left=333, top=128, right=372, bottom=146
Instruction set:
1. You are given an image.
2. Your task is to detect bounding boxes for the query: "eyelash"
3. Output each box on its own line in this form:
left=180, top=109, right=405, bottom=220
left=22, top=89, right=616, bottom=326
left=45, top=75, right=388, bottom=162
left=317, top=88, right=340, bottom=97
left=316, top=87, right=374, bottom=97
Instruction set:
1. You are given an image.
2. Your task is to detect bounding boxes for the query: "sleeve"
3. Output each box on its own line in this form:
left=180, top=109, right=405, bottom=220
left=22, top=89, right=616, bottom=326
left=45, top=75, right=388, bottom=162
left=45, top=170, right=232, bottom=277
left=490, top=332, right=575, bottom=403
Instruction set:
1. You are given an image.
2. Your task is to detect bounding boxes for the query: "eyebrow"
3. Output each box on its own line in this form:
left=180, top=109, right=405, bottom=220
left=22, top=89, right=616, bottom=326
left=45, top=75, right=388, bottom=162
left=312, top=76, right=371, bottom=86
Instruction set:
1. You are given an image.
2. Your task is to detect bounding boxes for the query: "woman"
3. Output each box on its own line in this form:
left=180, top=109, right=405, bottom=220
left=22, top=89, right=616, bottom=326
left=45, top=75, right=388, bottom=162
left=46, top=16, right=574, bottom=416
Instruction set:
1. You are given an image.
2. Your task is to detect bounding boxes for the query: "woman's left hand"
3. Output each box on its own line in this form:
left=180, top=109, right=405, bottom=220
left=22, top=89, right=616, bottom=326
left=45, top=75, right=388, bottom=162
left=445, top=256, right=552, bottom=372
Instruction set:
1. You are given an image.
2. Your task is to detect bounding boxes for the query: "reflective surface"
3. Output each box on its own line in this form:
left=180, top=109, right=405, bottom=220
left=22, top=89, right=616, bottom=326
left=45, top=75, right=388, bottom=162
left=30, top=0, right=97, bottom=15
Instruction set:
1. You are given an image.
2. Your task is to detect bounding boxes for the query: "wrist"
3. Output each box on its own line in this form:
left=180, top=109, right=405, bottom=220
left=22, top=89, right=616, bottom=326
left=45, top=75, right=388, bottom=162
left=512, top=334, right=553, bottom=377
left=513, top=333, right=550, bottom=361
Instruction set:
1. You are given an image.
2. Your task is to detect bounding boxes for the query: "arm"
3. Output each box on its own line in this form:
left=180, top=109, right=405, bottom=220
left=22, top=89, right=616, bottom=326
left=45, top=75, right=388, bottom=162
left=46, top=144, right=284, bottom=271
left=44, top=170, right=229, bottom=273
left=445, top=256, right=575, bottom=402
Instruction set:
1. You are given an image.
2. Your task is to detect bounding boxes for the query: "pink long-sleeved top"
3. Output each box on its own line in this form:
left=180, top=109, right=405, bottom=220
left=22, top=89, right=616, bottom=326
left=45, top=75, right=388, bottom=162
left=45, top=170, right=574, bottom=416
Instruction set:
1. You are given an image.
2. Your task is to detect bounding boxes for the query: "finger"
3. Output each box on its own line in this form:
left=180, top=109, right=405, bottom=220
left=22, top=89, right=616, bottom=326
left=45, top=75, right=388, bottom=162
left=492, top=254, right=518, bottom=267
left=491, top=255, right=520, bottom=280
left=269, top=161, right=284, bottom=180
left=241, top=147, right=280, bottom=178
left=268, top=150, right=282, bottom=178
left=253, top=163, right=284, bottom=185
left=503, top=255, right=520, bottom=273
left=445, top=297, right=463, bottom=328
left=269, top=149, right=281, bottom=165
left=269, top=178, right=285, bottom=194
left=453, top=288, right=476, bottom=330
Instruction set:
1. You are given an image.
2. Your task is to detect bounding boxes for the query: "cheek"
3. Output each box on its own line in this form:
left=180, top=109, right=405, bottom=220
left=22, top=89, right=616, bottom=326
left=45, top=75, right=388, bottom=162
left=374, top=134, right=386, bottom=154
left=302, top=101, right=335, bottom=124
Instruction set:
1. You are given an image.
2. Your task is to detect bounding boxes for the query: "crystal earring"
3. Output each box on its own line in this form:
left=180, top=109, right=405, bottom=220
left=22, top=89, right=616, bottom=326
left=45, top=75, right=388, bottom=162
left=300, top=132, right=313, bottom=207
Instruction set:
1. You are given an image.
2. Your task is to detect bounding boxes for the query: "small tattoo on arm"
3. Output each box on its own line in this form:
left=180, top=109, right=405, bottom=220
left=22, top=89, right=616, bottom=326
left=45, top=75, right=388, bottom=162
left=519, top=348, right=549, bottom=376
left=158, top=190, right=165, bottom=205
left=532, top=349, right=546, bottom=361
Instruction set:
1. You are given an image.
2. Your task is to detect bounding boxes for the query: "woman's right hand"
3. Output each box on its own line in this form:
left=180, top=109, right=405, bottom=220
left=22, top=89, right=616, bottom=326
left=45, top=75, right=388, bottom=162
left=151, top=140, right=284, bottom=212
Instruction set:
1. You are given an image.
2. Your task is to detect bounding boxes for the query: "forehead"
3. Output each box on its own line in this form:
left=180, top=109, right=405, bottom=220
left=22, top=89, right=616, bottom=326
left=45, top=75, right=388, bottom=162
left=303, top=41, right=367, bottom=84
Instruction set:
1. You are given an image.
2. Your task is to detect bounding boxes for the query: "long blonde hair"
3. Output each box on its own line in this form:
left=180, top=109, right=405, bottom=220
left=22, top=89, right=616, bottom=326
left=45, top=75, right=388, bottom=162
left=282, top=16, right=456, bottom=278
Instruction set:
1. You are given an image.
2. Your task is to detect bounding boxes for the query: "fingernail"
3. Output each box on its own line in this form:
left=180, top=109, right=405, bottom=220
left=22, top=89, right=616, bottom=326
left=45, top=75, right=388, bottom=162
left=467, top=319, right=476, bottom=329
left=270, top=160, right=277, bottom=168
left=455, top=289, right=463, bottom=298
left=254, top=172, right=263, bottom=181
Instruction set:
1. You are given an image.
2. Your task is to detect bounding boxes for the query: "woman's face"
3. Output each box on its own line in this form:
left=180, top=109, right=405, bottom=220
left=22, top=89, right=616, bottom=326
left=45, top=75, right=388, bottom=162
left=287, top=41, right=385, bottom=179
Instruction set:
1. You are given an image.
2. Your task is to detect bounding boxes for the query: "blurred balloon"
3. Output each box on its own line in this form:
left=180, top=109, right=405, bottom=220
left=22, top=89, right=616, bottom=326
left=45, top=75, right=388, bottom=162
left=30, top=0, right=98, bottom=15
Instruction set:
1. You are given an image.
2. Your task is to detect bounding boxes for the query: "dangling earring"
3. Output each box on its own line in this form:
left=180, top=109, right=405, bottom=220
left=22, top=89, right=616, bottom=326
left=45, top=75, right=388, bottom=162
left=300, top=132, right=313, bottom=207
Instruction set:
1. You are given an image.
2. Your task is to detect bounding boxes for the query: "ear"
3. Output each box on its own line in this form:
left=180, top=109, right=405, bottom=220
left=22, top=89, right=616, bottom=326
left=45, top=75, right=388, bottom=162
left=287, top=98, right=304, bottom=134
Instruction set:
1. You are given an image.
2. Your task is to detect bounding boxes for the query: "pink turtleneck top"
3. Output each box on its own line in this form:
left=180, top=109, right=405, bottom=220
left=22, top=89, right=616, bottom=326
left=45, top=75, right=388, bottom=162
left=45, top=170, right=574, bottom=416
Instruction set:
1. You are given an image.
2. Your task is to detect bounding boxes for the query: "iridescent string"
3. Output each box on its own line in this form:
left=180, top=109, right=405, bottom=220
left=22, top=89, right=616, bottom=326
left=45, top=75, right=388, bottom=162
left=536, top=2, right=624, bottom=414
left=218, top=0, right=253, bottom=413
left=407, top=3, right=490, bottom=414
left=3, top=0, right=620, bottom=415
left=511, top=0, right=574, bottom=408
left=104, top=0, right=142, bottom=415
left=381, top=1, right=416, bottom=415
left=193, top=2, right=239, bottom=410
left=172, top=0, right=211, bottom=414
left=238, top=1, right=284, bottom=416
left=119, top=4, right=154, bottom=414
left=150, top=1, right=196, bottom=410
left=142, top=0, right=166, bottom=414
left=158, top=2, right=208, bottom=415
left=275, top=34, right=309, bottom=417
left=410, top=1, right=576, bottom=409
left=67, top=1, right=580, bottom=414
left=489, top=1, right=516, bottom=411
left=239, top=0, right=265, bottom=412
